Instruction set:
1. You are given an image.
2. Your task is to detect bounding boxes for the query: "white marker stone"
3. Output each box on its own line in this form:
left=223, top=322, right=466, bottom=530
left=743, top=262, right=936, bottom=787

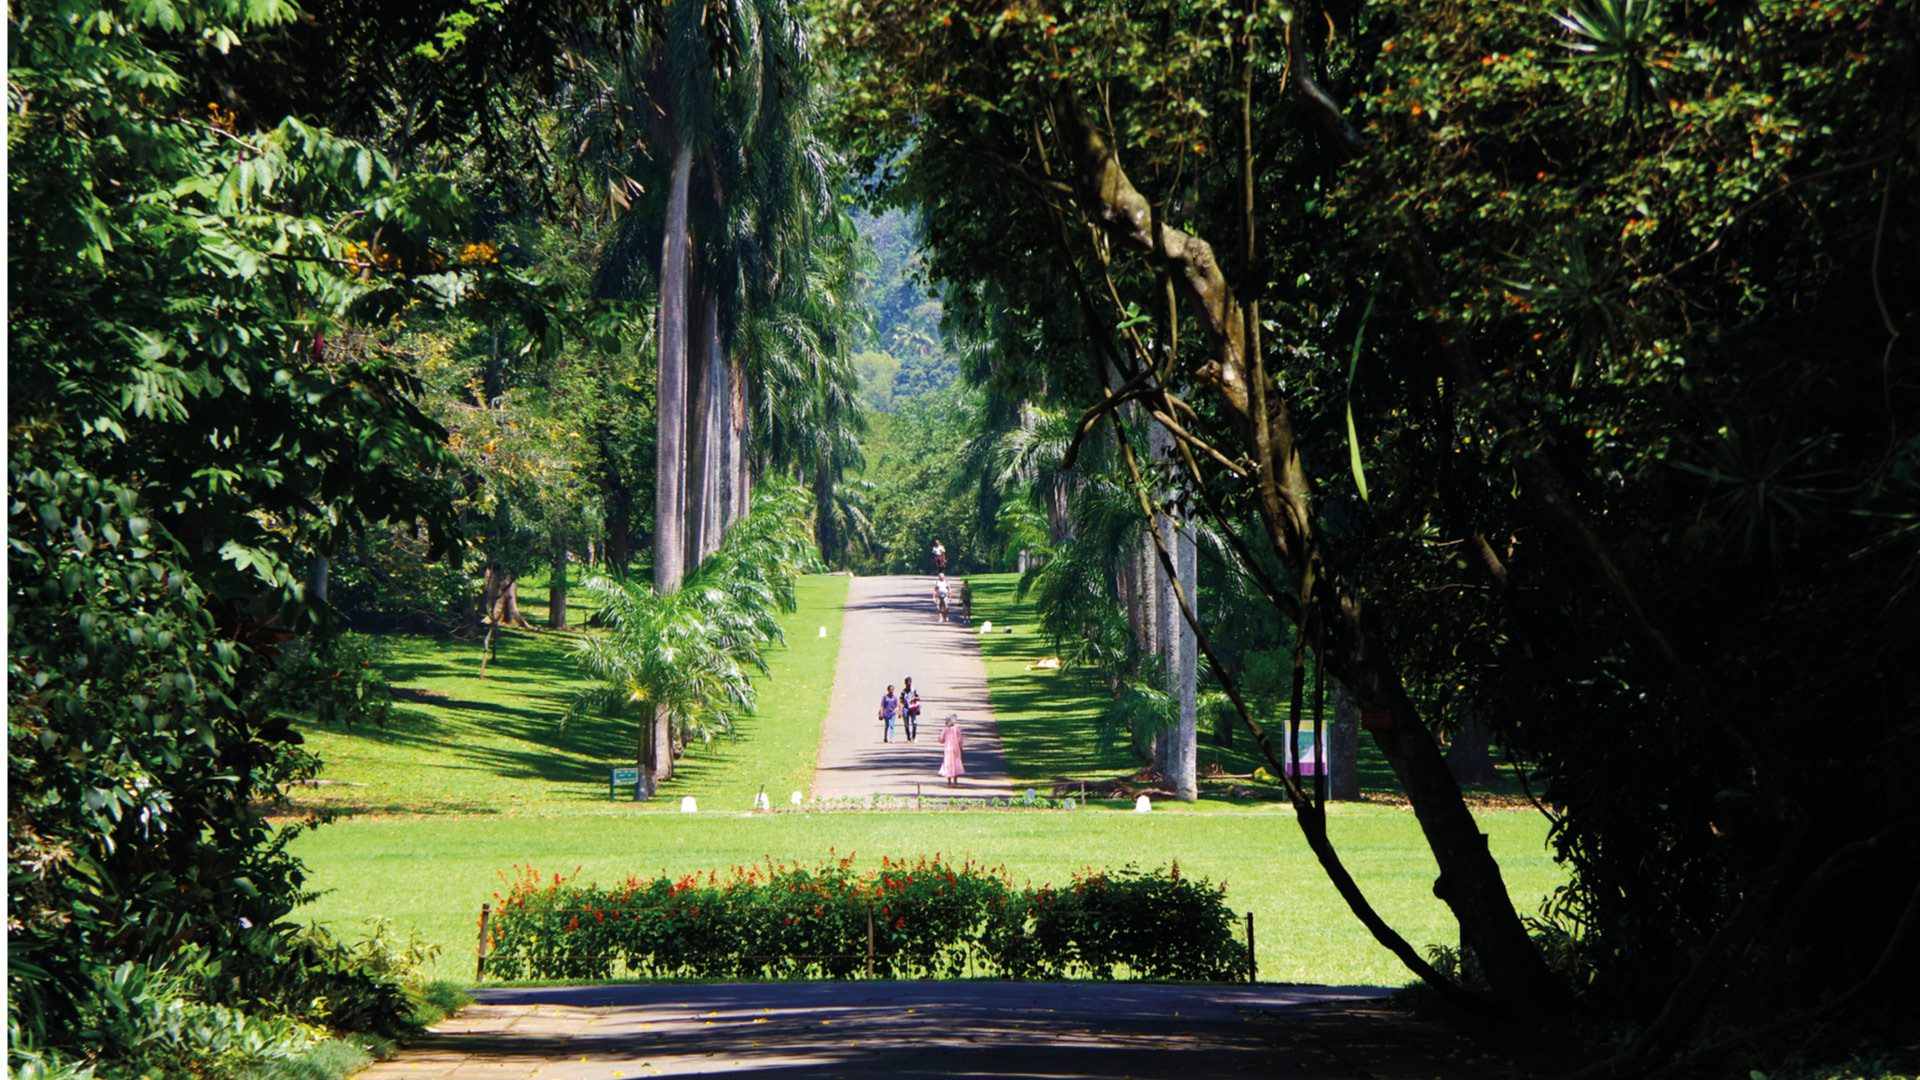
left=819, top=625, right=827, bottom=637
left=1134, top=794, right=1152, bottom=813
left=979, top=620, right=993, bottom=634
left=753, top=791, right=771, bottom=811
left=680, top=796, right=698, bottom=813
left=791, top=791, right=804, bottom=806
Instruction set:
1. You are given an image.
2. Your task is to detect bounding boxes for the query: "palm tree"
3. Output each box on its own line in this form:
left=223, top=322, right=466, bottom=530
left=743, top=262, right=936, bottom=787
left=572, top=0, right=851, bottom=785
left=570, top=487, right=815, bottom=779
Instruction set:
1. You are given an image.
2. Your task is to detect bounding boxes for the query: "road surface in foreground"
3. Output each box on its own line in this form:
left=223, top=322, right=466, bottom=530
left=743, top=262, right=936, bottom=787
left=356, top=981, right=1534, bottom=1078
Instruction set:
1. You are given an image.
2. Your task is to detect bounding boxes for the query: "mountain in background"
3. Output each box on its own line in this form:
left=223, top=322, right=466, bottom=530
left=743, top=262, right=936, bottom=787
left=853, top=208, right=956, bottom=412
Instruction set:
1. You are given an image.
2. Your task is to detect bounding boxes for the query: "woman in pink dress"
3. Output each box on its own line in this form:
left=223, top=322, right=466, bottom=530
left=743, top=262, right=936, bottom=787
left=938, top=716, right=965, bottom=787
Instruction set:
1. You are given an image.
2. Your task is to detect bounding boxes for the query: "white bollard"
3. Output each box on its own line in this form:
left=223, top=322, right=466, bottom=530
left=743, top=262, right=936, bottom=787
left=818, top=625, right=827, bottom=637
left=791, top=791, right=804, bottom=806
left=753, top=791, right=771, bottom=812
left=1134, top=794, right=1152, bottom=813
left=680, top=796, right=698, bottom=813
left=979, top=620, right=993, bottom=634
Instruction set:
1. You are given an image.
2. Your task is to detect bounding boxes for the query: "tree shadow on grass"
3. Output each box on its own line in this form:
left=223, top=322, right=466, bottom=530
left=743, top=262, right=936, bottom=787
left=987, top=670, right=1137, bottom=782
left=307, top=628, right=646, bottom=807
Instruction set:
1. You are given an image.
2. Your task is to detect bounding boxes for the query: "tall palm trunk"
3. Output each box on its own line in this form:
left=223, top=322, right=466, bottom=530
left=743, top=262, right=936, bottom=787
left=650, top=140, right=695, bottom=793
left=1147, top=425, right=1197, bottom=799
left=1169, top=519, right=1198, bottom=800
left=718, top=354, right=736, bottom=533
left=727, top=356, right=749, bottom=526
left=684, top=282, right=714, bottom=570
left=813, top=463, right=837, bottom=565
left=702, top=297, right=725, bottom=559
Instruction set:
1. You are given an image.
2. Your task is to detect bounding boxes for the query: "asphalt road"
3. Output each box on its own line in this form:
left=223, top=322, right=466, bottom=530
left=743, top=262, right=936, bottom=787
left=810, top=575, right=1012, bottom=801
left=351, top=980, right=1539, bottom=1079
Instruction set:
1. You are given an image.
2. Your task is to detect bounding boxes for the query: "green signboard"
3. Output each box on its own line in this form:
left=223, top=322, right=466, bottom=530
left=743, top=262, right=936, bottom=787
left=610, top=767, right=642, bottom=801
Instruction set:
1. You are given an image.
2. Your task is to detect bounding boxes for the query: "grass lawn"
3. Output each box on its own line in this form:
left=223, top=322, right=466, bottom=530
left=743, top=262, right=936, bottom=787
left=965, top=574, right=1135, bottom=783
left=965, top=572, right=1522, bottom=801
left=288, top=567, right=1564, bottom=990
left=291, top=572, right=849, bottom=814
left=290, top=805, right=1561, bottom=987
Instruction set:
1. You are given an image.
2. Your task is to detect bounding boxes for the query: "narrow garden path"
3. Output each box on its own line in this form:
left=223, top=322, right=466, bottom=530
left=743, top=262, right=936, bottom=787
left=356, top=982, right=1534, bottom=1079
left=811, top=575, right=1013, bottom=800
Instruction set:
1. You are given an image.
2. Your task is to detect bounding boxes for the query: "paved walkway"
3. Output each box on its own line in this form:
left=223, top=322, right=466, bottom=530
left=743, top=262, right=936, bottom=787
left=811, top=575, right=1011, bottom=801
left=354, top=981, right=1535, bottom=1079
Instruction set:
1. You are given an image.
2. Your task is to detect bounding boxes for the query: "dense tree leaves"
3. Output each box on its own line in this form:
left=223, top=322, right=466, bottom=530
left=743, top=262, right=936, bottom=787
left=569, top=487, right=818, bottom=757
left=821, top=0, right=1920, bottom=1056
left=6, top=0, right=593, bottom=1066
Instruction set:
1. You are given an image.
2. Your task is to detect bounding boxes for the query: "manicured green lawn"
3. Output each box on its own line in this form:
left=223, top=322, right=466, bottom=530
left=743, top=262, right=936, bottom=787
left=291, top=573, right=849, bottom=814
left=288, top=567, right=1563, bottom=990
left=289, top=805, right=1560, bottom=987
left=965, top=571, right=1520, bottom=801
left=965, top=573, right=1136, bottom=783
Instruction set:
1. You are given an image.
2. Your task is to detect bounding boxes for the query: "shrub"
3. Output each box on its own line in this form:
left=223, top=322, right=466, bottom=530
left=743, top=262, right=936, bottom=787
left=6, top=923, right=453, bottom=1080
left=483, top=857, right=1246, bottom=982
left=1019, top=865, right=1246, bottom=981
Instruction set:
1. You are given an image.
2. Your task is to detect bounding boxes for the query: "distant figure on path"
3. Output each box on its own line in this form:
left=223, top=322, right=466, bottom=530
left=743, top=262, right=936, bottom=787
left=938, top=716, right=965, bottom=786
left=879, top=685, right=899, bottom=744
left=958, top=578, right=972, bottom=623
left=931, top=540, right=947, bottom=574
left=901, top=677, right=922, bottom=742
left=932, top=574, right=951, bottom=623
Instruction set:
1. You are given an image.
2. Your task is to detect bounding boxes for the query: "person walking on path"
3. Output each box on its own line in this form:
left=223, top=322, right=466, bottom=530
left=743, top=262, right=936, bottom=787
left=901, top=677, right=922, bottom=742
left=958, top=578, right=972, bottom=624
left=938, top=715, right=965, bottom=786
left=932, top=574, right=951, bottom=623
left=879, top=685, right=900, bottom=744
left=931, top=540, right=947, bottom=574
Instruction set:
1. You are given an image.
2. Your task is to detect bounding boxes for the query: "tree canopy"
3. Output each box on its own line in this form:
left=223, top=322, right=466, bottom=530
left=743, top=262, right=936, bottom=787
left=822, top=0, right=1919, bottom=1062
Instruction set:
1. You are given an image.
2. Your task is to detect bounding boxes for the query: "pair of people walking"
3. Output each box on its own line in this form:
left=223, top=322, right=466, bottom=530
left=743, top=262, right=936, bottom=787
left=878, top=677, right=922, bottom=743
left=876, top=679, right=965, bottom=784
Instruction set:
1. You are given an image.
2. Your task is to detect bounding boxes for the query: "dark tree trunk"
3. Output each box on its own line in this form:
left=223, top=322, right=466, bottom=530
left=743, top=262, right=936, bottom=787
left=702, top=300, right=724, bottom=558
left=1446, top=715, right=1499, bottom=787
left=548, top=522, right=568, bottom=630
left=1050, top=88, right=1560, bottom=1010
left=727, top=356, right=749, bottom=526
left=1331, top=684, right=1361, bottom=801
left=605, top=494, right=631, bottom=577
left=813, top=465, right=837, bottom=565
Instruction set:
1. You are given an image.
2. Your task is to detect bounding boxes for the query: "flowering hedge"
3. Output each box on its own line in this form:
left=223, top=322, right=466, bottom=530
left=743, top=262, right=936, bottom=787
left=481, top=856, right=1246, bottom=982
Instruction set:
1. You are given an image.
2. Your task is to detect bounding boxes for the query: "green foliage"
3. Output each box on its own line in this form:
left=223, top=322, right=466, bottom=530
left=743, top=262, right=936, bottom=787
left=823, top=0, right=1920, bottom=1048
left=987, top=865, right=1245, bottom=982
left=852, top=207, right=958, bottom=406
left=7, top=465, right=321, bottom=1049
left=482, top=857, right=1243, bottom=982
left=6, top=920, right=447, bottom=1080
left=851, top=385, right=996, bottom=572
left=853, top=349, right=903, bottom=412
left=570, top=487, right=819, bottom=747
left=6, top=0, right=584, bottom=1067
